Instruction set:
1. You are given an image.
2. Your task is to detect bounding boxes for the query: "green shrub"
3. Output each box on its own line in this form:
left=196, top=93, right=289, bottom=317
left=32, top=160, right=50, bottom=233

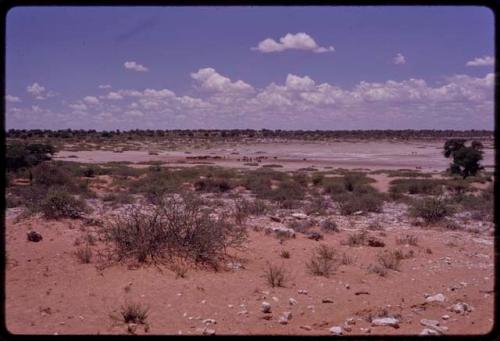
left=40, top=188, right=87, bottom=219
left=194, top=178, right=232, bottom=193
left=410, top=197, right=451, bottom=224
left=337, top=192, right=385, bottom=215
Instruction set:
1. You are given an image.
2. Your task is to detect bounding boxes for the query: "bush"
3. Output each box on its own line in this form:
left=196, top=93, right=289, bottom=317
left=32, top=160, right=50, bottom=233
left=75, top=243, right=92, bottom=263
left=32, top=162, right=75, bottom=188
left=410, top=197, right=451, bottom=224
left=377, top=251, right=401, bottom=271
left=395, top=234, right=418, bottom=246
left=233, top=198, right=269, bottom=225
left=194, top=178, right=232, bottom=193
left=389, top=179, right=444, bottom=195
left=320, top=218, right=338, bottom=232
left=120, top=302, right=149, bottom=324
left=306, top=244, right=336, bottom=277
left=101, top=194, right=247, bottom=264
left=280, top=250, right=290, bottom=259
left=40, top=188, right=87, bottom=219
left=337, top=192, right=385, bottom=215
left=264, top=263, right=287, bottom=287
left=346, top=230, right=367, bottom=247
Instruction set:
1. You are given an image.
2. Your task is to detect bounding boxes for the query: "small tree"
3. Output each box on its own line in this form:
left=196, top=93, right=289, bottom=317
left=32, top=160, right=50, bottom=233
left=443, top=139, right=484, bottom=178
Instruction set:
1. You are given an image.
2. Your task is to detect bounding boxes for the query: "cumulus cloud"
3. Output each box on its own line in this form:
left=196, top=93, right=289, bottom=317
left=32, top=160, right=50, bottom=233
left=6, top=95, right=21, bottom=103
left=252, top=33, right=335, bottom=53
left=191, top=68, right=254, bottom=93
left=393, top=53, right=406, bottom=65
left=98, top=84, right=112, bottom=89
left=124, top=61, right=149, bottom=72
left=466, top=55, right=494, bottom=66
left=26, top=82, right=57, bottom=100
left=83, top=96, right=99, bottom=105
left=10, top=68, right=493, bottom=130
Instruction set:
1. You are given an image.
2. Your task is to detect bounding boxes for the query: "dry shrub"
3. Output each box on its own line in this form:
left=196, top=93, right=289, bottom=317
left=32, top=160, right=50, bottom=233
left=75, top=243, right=92, bottom=263
left=264, top=263, right=287, bottom=287
left=306, top=244, right=337, bottom=277
left=120, top=302, right=149, bottom=324
left=395, top=234, right=418, bottom=246
left=320, top=218, right=339, bottom=233
left=340, top=252, right=354, bottom=265
left=233, top=198, right=269, bottom=225
left=346, top=230, right=367, bottom=247
left=368, top=264, right=387, bottom=277
left=101, top=194, right=247, bottom=265
left=280, top=250, right=291, bottom=259
left=377, top=250, right=401, bottom=271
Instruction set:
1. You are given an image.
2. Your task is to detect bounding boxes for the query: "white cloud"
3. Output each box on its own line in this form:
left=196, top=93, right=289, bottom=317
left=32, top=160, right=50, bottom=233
left=98, top=84, right=112, bottom=89
left=191, top=68, right=254, bottom=93
left=69, top=102, right=87, bottom=111
left=393, top=53, right=406, bottom=65
left=26, top=82, right=46, bottom=99
left=26, top=82, right=57, bottom=99
left=252, top=33, right=335, bottom=53
left=104, top=92, right=124, bottom=100
left=83, top=96, right=99, bottom=105
left=124, top=61, right=149, bottom=72
left=285, top=74, right=316, bottom=91
left=466, top=55, right=494, bottom=66
left=6, top=95, right=21, bottom=103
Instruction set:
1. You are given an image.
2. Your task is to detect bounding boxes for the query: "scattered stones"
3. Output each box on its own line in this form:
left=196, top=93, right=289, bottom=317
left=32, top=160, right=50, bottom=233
left=329, top=326, right=343, bottom=335
left=371, top=317, right=400, bottom=328
left=425, top=293, right=446, bottom=303
left=289, top=298, right=298, bottom=306
left=449, top=302, right=473, bottom=315
left=265, top=226, right=296, bottom=239
left=202, top=319, right=217, bottom=325
left=420, top=319, right=448, bottom=334
left=27, top=231, right=43, bottom=242
left=345, top=318, right=355, bottom=325
left=360, top=327, right=371, bottom=333
left=261, top=302, right=272, bottom=313
left=298, top=289, right=308, bottom=295
left=322, top=298, right=334, bottom=304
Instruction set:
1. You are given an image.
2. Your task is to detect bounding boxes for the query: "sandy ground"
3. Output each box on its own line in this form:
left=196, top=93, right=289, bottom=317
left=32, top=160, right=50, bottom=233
left=5, top=209, right=494, bottom=335
left=55, top=140, right=495, bottom=172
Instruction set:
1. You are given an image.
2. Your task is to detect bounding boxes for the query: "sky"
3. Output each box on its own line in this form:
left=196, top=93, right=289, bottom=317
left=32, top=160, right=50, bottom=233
left=5, top=6, right=495, bottom=130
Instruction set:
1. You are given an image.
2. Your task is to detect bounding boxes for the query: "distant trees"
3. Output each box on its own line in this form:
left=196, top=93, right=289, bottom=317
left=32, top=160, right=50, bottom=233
left=443, top=139, right=484, bottom=178
left=6, top=142, right=55, bottom=173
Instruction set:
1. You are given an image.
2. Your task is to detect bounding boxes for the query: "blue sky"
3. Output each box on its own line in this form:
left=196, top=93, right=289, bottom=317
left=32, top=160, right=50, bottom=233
left=6, top=6, right=494, bottom=130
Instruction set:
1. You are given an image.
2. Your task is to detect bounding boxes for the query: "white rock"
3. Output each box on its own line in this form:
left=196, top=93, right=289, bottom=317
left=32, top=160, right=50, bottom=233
left=202, top=328, right=216, bottom=335
left=289, top=298, right=298, bottom=305
left=272, top=296, right=279, bottom=302
left=420, top=319, right=440, bottom=328
left=265, top=226, right=296, bottom=238
left=449, top=302, right=473, bottom=314
left=261, top=302, right=272, bottom=313
left=292, top=213, right=307, bottom=220
left=202, top=319, right=217, bottom=325
left=420, top=328, right=440, bottom=335
left=283, top=311, right=292, bottom=321
left=345, top=318, right=355, bottom=325
left=298, top=289, right=308, bottom=295
left=425, top=293, right=446, bottom=303
left=329, top=326, right=343, bottom=335
left=442, top=315, right=450, bottom=320
left=371, top=317, right=399, bottom=328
